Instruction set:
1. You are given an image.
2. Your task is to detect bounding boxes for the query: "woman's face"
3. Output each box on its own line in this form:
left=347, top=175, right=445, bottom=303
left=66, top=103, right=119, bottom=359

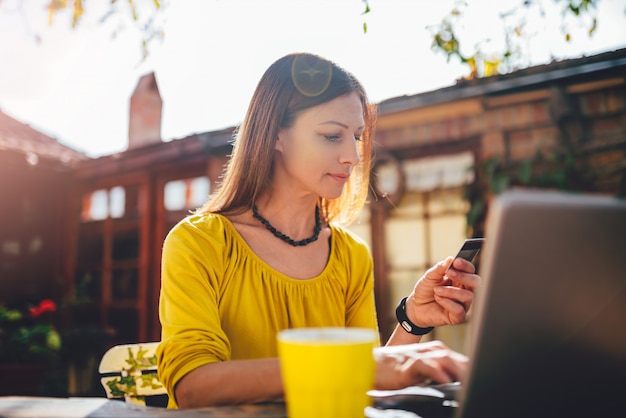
left=275, top=92, right=364, bottom=200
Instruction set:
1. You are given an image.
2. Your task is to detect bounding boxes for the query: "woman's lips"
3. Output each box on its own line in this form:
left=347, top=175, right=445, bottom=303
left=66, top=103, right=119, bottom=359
left=329, top=173, right=350, bottom=183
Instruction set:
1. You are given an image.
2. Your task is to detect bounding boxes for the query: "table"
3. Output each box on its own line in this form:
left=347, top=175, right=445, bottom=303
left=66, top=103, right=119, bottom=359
left=0, top=396, right=427, bottom=418
left=0, top=397, right=287, bottom=418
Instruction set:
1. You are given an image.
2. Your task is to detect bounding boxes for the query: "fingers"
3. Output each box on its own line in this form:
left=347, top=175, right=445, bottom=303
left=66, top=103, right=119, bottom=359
left=375, top=341, right=469, bottom=390
left=430, top=349, right=468, bottom=382
left=435, top=277, right=476, bottom=317
left=407, top=258, right=482, bottom=327
left=434, top=284, right=475, bottom=308
left=433, top=291, right=470, bottom=323
left=423, top=257, right=479, bottom=290
left=376, top=340, right=452, bottom=356
left=434, top=271, right=478, bottom=324
left=398, top=348, right=468, bottom=388
left=421, top=258, right=453, bottom=283
left=444, top=268, right=481, bottom=292
left=449, top=257, right=476, bottom=274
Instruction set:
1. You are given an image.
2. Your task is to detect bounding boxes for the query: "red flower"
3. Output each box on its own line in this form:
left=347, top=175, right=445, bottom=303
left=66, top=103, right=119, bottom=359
left=29, top=299, right=57, bottom=318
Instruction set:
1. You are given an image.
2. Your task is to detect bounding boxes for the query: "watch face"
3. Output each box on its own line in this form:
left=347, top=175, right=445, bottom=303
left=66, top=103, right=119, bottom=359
left=400, top=320, right=413, bottom=333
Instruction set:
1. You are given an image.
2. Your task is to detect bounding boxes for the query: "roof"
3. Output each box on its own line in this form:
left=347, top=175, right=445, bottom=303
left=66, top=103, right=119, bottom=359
left=378, top=47, right=626, bottom=115
left=75, top=127, right=235, bottom=178
left=0, top=109, right=86, bottom=166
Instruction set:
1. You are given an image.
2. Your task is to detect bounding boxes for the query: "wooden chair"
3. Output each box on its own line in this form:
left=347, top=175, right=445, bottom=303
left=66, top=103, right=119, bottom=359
left=98, top=342, right=168, bottom=406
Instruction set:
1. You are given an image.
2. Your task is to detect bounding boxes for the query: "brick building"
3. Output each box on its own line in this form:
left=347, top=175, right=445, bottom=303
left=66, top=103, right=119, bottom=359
left=0, top=110, right=85, bottom=302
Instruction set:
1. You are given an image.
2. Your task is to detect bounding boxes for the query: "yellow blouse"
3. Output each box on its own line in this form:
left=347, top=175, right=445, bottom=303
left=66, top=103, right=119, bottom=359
left=156, top=213, right=379, bottom=406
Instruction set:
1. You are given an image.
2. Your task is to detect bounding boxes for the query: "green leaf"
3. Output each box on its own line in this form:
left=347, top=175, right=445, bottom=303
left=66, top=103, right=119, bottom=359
left=518, top=160, right=533, bottom=184
left=46, top=329, right=62, bottom=351
left=490, top=175, right=510, bottom=194
left=107, top=378, right=126, bottom=397
left=362, top=1, right=371, bottom=15
left=466, top=199, right=485, bottom=229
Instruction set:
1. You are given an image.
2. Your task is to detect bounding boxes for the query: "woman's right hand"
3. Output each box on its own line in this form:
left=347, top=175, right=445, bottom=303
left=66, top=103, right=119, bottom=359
left=373, top=340, right=468, bottom=390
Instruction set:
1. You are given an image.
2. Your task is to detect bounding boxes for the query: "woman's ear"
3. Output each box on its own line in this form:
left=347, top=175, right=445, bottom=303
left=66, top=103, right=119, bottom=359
left=275, top=130, right=285, bottom=152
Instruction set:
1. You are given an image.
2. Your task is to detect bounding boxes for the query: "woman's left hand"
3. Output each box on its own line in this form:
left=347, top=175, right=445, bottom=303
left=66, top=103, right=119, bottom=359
left=374, top=340, right=468, bottom=390
left=405, top=257, right=481, bottom=328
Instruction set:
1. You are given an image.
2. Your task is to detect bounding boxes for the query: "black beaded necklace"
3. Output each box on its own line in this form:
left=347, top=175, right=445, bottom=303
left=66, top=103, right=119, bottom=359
left=252, top=204, right=322, bottom=247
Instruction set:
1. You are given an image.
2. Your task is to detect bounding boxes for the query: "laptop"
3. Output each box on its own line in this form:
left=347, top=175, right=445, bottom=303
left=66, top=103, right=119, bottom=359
left=370, top=188, right=626, bottom=418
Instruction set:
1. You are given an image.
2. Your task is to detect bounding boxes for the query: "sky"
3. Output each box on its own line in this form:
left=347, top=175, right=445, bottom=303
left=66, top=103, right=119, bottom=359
left=1, top=0, right=625, bottom=158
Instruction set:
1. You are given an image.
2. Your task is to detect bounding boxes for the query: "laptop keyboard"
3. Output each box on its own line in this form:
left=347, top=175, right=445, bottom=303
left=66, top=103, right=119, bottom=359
left=369, top=382, right=462, bottom=418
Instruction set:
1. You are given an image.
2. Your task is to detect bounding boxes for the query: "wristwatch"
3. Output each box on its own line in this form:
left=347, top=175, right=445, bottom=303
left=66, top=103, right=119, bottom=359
left=395, top=297, right=434, bottom=336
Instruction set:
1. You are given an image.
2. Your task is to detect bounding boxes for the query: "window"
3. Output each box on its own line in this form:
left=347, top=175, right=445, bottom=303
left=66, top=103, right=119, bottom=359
left=81, top=186, right=128, bottom=221
left=163, top=176, right=210, bottom=211
left=109, top=186, right=125, bottom=218
left=404, top=152, right=474, bottom=192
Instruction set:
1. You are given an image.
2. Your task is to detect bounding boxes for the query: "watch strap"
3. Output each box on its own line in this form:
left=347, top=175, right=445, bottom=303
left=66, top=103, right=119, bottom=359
left=395, top=297, right=434, bottom=336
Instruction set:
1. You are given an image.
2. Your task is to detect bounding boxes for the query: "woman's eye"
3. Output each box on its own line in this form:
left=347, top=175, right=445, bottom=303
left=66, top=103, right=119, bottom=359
left=323, top=133, right=362, bottom=142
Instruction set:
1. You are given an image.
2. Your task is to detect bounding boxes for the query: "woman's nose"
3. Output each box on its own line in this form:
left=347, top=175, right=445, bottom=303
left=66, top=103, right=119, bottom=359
left=340, top=139, right=360, bottom=167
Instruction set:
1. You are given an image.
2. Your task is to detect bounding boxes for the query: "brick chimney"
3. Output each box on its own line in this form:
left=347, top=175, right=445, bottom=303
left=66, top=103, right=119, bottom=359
left=128, top=72, right=162, bottom=149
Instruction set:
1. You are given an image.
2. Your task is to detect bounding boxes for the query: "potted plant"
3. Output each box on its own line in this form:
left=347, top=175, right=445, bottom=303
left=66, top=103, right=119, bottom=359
left=0, top=299, right=62, bottom=395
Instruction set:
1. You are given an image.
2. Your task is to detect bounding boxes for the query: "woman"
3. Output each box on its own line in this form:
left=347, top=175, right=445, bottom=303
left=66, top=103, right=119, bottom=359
left=157, top=52, right=480, bottom=408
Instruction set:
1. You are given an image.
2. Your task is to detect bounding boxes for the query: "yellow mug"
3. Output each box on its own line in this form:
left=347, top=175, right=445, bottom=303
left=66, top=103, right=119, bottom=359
left=277, top=327, right=378, bottom=418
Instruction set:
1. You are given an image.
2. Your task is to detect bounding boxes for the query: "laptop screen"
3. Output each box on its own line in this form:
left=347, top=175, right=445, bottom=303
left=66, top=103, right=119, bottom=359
left=456, top=189, right=626, bottom=418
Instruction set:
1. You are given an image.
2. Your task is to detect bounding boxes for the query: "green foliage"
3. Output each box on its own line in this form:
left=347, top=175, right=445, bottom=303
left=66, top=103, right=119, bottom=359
left=0, top=300, right=61, bottom=364
left=464, top=146, right=593, bottom=236
left=107, top=374, right=137, bottom=397
left=45, top=0, right=165, bottom=60
left=428, top=0, right=609, bottom=79
left=125, top=346, right=158, bottom=369
left=15, top=0, right=619, bottom=69
left=568, top=0, right=594, bottom=15
left=362, top=0, right=371, bottom=33
left=104, top=345, right=161, bottom=398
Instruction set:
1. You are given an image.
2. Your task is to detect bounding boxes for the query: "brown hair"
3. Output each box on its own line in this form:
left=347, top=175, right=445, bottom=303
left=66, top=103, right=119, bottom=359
left=197, top=52, right=375, bottom=226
